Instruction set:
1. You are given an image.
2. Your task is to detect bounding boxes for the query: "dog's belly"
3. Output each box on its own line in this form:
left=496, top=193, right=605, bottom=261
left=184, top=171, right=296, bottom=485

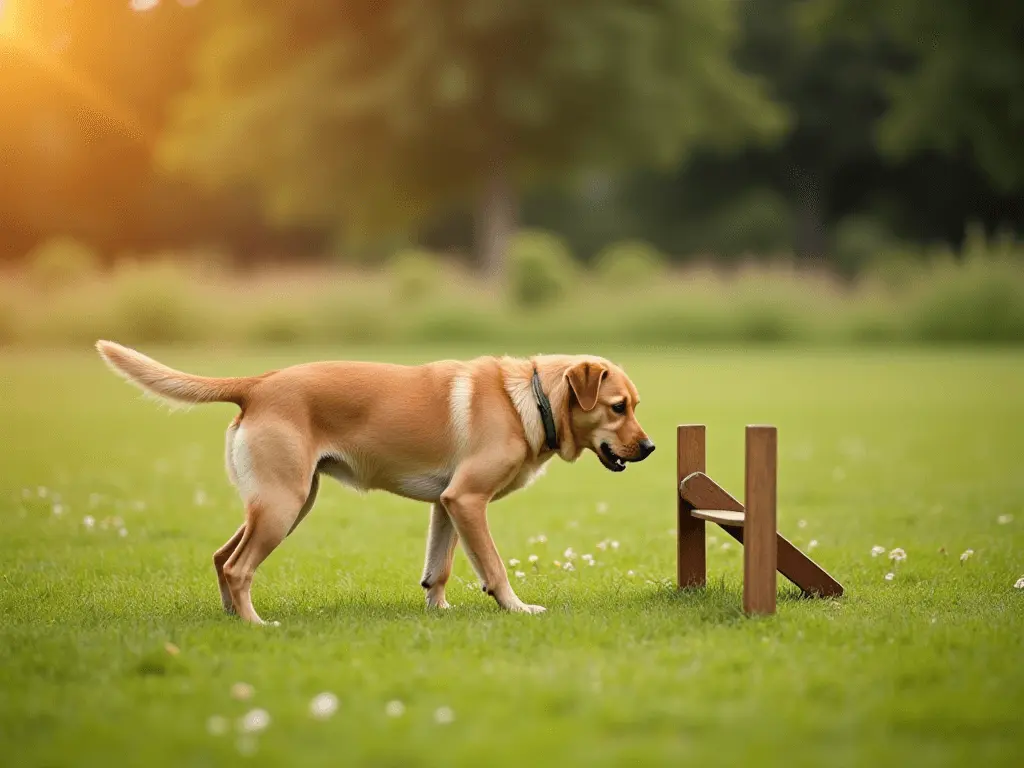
left=318, top=456, right=451, bottom=503
left=391, top=471, right=453, bottom=503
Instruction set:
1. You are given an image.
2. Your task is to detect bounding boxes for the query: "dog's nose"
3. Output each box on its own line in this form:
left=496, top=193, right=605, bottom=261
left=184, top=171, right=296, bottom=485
left=638, top=438, right=656, bottom=459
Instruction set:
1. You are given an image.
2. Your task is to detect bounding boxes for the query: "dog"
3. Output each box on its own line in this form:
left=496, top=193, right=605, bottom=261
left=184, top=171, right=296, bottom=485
left=95, top=341, right=654, bottom=623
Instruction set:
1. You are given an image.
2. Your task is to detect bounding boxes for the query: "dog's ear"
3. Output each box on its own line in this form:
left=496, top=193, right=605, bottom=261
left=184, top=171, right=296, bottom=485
left=565, top=361, right=608, bottom=412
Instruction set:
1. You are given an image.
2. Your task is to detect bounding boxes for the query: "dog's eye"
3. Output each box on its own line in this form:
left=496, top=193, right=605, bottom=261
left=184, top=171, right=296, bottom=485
left=611, top=401, right=627, bottom=414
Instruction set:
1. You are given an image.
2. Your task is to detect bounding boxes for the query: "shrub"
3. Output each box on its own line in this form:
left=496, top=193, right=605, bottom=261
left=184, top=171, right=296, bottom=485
left=908, top=257, right=1024, bottom=343
left=244, top=304, right=316, bottom=345
left=508, top=230, right=576, bottom=308
left=594, top=240, right=665, bottom=288
left=109, top=261, right=204, bottom=344
left=27, top=237, right=100, bottom=292
left=0, top=288, right=18, bottom=345
left=389, top=248, right=441, bottom=303
left=832, top=216, right=895, bottom=278
left=704, top=189, right=795, bottom=260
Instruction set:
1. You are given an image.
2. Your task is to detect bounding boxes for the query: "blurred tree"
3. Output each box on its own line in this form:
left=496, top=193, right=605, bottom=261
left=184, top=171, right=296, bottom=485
left=160, top=0, right=786, bottom=277
left=802, top=0, right=1024, bottom=191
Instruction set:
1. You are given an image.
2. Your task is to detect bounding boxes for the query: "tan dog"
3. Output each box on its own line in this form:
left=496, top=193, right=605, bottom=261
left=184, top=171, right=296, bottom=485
left=95, top=341, right=654, bottom=623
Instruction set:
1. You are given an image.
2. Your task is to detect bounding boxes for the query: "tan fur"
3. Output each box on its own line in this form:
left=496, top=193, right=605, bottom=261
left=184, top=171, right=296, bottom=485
left=94, top=340, right=652, bottom=622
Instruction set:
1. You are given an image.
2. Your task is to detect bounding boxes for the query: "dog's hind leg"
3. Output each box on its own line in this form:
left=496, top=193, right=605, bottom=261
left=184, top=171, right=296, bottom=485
left=421, top=503, right=459, bottom=609
left=213, top=524, right=246, bottom=613
left=221, top=420, right=316, bottom=624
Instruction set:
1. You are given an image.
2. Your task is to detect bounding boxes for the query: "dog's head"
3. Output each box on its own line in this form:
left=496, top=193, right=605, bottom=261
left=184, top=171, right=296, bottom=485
left=563, top=359, right=654, bottom=472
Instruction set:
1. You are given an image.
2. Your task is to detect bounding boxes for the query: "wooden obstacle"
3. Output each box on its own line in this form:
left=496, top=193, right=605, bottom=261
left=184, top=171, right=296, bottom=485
left=676, top=424, right=843, bottom=615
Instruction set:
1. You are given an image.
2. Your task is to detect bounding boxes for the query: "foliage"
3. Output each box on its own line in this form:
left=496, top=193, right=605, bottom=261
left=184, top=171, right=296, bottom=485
left=160, top=0, right=786, bottom=264
left=389, top=249, right=442, bottom=303
left=508, top=230, right=577, bottom=308
left=803, top=0, right=1024, bottom=190
left=704, top=188, right=795, bottom=259
left=594, top=240, right=665, bottom=288
left=27, top=237, right=100, bottom=292
left=832, top=215, right=895, bottom=279
left=109, top=261, right=204, bottom=344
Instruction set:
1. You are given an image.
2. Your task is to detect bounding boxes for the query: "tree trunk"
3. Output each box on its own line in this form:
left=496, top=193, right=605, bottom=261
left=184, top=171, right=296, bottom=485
left=475, top=160, right=517, bottom=282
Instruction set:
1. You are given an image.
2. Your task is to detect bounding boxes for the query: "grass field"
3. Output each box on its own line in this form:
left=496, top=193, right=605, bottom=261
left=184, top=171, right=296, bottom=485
left=2, top=345, right=1023, bottom=767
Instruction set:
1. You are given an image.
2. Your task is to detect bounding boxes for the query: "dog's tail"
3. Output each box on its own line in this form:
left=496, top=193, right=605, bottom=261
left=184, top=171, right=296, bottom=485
left=95, top=340, right=257, bottom=408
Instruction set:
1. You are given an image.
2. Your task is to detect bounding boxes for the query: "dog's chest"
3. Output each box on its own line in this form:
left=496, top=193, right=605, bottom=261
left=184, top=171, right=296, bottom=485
left=494, top=459, right=550, bottom=501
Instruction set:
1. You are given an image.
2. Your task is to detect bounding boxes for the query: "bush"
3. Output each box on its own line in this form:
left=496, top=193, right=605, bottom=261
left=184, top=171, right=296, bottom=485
left=27, top=237, right=100, bottom=292
left=594, top=240, right=665, bottom=288
left=832, top=216, right=895, bottom=278
left=389, top=248, right=441, bottom=303
left=908, top=257, right=1024, bottom=343
left=704, top=189, right=794, bottom=260
left=109, top=261, right=204, bottom=344
left=244, top=304, right=316, bottom=345
left=508, top=230, right=576, bottom=308
left=0, top=289, right=18, bottom=345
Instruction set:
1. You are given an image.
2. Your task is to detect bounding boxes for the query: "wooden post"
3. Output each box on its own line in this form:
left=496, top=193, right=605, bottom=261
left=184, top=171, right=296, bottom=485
left=677, top=425, right=707, bottom=588
left=744, top=425, right=777, bottom=615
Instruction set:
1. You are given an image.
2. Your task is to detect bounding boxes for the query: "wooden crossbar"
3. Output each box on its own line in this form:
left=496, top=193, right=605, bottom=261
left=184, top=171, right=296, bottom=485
left=675, top=426, right=844, bottom=614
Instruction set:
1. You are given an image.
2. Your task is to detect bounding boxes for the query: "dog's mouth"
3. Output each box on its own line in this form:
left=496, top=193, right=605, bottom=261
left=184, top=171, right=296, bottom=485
left=599, top=442, right=627, bottom=473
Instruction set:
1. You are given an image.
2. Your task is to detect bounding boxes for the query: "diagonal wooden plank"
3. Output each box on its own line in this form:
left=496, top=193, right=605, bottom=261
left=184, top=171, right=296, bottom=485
left=680, top=471, right=743, bottom=512
left=681, top=471, right=844, bottom=599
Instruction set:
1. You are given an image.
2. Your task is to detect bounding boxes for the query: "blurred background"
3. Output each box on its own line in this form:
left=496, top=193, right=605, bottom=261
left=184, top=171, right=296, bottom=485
left=1, top=0, right=1022, bottom=350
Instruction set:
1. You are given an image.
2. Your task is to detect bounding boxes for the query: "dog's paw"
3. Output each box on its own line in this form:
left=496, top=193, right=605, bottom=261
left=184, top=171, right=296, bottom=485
left=504, top=599, right=546, bottom=615
left=425, top=597, right=452, bottom=610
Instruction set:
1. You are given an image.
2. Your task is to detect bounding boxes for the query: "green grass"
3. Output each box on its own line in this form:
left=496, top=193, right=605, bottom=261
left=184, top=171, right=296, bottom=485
left=1, top=345, right=1023, bottom=767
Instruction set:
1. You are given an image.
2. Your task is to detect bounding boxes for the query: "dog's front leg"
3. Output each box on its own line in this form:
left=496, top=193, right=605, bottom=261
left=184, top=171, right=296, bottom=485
left=440, top=456, right=544, bottom=614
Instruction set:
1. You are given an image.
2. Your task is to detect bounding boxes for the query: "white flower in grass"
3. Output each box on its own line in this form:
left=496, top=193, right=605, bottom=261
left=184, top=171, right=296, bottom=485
left=597, top=502, right=608, bottom=514
left=997, top=514, right=1013, bottom=525
left=434, top=706, right=455, bottom=725
left=562, top=561, right=575, bottom=572
left=798, top=520, right=807, bottom=529
left=884, top=572, right=895, bottom=582
left=721, top=542, right=732, bottom=551
left=385, top=700, right=405, bottom=718
left=581, top=553, right=594, bottom=563
left=52, top=503, right=64, bottom=516
left=871, top=546, right=885, bottom=557
left=528, top=554, right=538, bottom=564
left=959, top=549, right=974, bottom=563
left=552, top=561, right=562, bottom=568
left=309, top=692, right=339, bottom=720
left=626, top=570, right=635, bottom=577
left=596, top=540, right=608, bottom=551
left=611, top=540, right=620, bottom=550
left=808, top=540, right=819, bottom=551
left=37, top=486, right=48, bottom=498
left=206, top=715, right=228, bottom=736
left=508, top=558, right=520, bottom=567
left=83, top=515, right=95, bottom=529
left=515, top=571, right=526, bottom=579
left=563, top=547, right=576, bottom=560
left=239, top=708, right=271, bottom=733
left=231, top=682, right=254, bottom=701
left=194, top=489, right=207, bottom=507
left=119, top=528, right=129, bottom=538
left=889, top=548, right=907, bottom=563
left=1014, top=577, right=1024, bottom=590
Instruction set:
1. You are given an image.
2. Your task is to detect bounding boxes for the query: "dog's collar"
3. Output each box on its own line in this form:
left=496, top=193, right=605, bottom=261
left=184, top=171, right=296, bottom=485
left=531, top=365, right=559, bottom=452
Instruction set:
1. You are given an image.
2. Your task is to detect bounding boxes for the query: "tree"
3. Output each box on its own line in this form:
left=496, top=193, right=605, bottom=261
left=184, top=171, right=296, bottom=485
left=160, top=0, right=786, bottom=277
left=802, top=0, right=1024, bottom=192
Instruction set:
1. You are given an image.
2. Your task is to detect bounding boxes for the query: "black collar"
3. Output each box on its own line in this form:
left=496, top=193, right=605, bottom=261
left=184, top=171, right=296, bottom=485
left=531, top=366, right=559, bottom=451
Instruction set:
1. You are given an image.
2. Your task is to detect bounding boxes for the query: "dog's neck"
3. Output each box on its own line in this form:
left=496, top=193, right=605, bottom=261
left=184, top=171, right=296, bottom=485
left=501, top=356, right=579, bottom=462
